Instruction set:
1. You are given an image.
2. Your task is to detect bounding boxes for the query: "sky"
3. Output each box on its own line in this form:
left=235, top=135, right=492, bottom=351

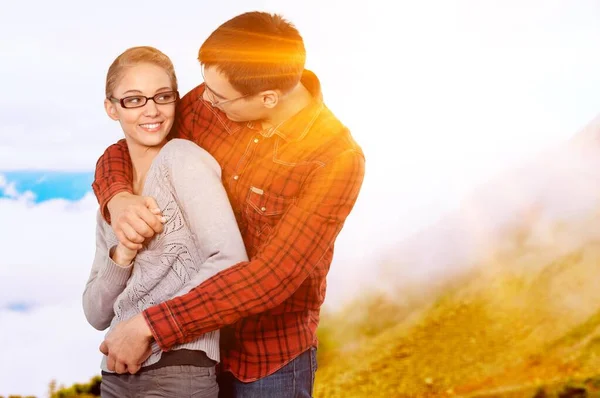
left=1, top=0, right=600, bottom=396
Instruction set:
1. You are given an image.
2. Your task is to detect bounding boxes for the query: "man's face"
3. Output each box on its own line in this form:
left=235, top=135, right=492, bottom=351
left=201, top=66, right=265, bottom=122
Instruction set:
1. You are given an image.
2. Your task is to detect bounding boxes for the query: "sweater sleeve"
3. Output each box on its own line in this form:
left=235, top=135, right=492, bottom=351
left=82, top=211, right=134, bottom=331
left=160, top=139, right=248, bottom=299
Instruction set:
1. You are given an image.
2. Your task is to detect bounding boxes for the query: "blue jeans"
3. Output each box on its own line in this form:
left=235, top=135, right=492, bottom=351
left=218, top=347, right=318, bottom=398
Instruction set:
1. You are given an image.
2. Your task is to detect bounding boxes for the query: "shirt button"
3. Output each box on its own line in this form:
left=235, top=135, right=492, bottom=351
left=261, top=207, right=266, bottom=212
left=253, top=138, right=259, bottom=143
left=233, top=175, right=239, bottom=180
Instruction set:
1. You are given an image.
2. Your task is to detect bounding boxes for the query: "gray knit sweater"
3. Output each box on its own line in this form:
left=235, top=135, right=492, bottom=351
left=82, top=139, right=248, bottom=373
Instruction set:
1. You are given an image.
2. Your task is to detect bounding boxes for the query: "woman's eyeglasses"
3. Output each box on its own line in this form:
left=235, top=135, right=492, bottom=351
left=109, top=90, right=179, bottom=109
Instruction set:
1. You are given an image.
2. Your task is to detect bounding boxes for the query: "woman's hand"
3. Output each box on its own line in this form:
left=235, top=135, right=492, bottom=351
left=111, top=243, right=138, bottom=266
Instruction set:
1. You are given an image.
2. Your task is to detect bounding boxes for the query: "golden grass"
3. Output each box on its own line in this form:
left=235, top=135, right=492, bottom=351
left=314, top=240, right=600, bottom=397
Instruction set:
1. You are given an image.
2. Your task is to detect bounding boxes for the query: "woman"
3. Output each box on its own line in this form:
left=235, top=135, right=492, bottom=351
left=82, top=46, right=248, bottom=398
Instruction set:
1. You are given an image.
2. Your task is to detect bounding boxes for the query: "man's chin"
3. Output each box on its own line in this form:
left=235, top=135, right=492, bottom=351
left=225, top=113, right=256, bottom=123
left=225, top=113, right=242, bottom=122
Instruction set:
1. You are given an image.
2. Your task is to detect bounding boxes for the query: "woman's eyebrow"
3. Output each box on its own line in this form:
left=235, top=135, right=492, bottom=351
left=122, top=89, right=143, bottom=95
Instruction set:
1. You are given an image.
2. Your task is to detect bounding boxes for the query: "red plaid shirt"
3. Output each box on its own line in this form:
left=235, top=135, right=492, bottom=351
left=92, top=70, right=365, bottom=381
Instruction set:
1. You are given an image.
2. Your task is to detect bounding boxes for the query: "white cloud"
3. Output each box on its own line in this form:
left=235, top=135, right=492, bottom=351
left=0, top=302, right=105, bottom=398
left=365, top=115, right=600, bottom=302
left=0, top=0, right=269, bottom=171
left=0, top=173, right=34, bottom=200
left=0, top=193, right=98, bottom=309
left=1, top=181, right=20, bottom=199
left=2, top=0, right=600, bottom=175
left=0, top=186, right=103, bottom=397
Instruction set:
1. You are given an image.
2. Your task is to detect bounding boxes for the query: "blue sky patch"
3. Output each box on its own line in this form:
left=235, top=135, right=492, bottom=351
left=5, top=301, right=35, bottom=313
left=0, top=171, right=94, bottom=203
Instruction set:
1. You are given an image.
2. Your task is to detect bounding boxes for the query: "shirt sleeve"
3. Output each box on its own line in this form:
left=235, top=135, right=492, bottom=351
left=91, top=139, right=133, bottom=224
left=82, top=211, right=133, bottom=331
left=143, top=148, right=366, bottom=350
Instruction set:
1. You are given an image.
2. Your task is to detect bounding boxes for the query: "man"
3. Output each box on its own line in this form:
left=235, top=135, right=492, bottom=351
left=93, top=11, right=365, bottom=397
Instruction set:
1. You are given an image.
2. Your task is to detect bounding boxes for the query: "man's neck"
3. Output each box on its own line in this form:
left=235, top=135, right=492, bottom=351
left=261, top=83, right=313, bottom=131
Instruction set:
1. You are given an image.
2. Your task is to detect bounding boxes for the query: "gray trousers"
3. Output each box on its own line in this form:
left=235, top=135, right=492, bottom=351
left=101, top=365, right=218, bottom=398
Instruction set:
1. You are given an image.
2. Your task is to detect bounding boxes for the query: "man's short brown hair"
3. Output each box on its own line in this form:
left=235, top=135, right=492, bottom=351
left=198, top=11, right=306, bottom=96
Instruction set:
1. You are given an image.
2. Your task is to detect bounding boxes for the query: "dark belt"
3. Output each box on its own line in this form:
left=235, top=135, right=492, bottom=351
left=101, top=349, right=216, bottom=375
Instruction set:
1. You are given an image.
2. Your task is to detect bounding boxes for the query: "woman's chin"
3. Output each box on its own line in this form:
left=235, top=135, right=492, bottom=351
left=128, top=135, right=169, bottom=149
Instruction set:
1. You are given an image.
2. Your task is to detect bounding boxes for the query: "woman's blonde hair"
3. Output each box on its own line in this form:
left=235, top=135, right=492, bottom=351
left=105, top=46, right=178, bottom=98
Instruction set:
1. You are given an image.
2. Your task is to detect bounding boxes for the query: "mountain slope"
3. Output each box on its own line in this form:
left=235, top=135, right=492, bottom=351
left=315, top=214, right=600, bottom=397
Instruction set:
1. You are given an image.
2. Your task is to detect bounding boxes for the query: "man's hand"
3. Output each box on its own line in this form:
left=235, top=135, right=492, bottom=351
left=107, top=192, right=165, bottom=250
left=99, top=313, right=154, bottom=374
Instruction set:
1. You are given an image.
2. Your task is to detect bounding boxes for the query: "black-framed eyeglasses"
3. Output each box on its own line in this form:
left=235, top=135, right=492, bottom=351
left=108, top=90, right=179, bottom=109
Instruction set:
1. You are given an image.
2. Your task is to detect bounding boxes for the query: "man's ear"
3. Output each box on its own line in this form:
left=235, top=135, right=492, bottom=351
left=260, top=90, right=279, bottom=109
left=104, top=98, right=119, bottom=121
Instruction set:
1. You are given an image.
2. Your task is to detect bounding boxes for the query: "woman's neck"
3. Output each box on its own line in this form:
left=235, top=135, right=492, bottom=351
left=126, top=139, right=166, bottom=195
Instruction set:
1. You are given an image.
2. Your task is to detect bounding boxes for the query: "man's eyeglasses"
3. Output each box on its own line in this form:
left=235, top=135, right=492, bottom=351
left=109, top=90, right=179, bottom=109
left=201, top=67, right=249, bottom=107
